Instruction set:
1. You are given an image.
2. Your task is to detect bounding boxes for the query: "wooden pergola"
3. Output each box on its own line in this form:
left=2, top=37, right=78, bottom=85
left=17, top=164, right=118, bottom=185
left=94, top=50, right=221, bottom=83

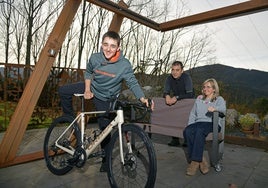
left=0, top=0, right=267, bottom=167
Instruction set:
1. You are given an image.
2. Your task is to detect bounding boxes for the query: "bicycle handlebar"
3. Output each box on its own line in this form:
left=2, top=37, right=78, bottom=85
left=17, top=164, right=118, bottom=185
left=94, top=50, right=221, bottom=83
left=74, top=93, right=152, bottom=122
left=115, top=99, right=152, bottom=112
left=114, top=98, right=153, bottom=122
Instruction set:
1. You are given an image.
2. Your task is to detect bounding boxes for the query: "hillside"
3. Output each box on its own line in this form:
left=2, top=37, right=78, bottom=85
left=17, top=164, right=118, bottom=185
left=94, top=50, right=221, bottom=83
left=188, top=64, right=268, bottom=93
left=186, top=64, right=268, bottom=105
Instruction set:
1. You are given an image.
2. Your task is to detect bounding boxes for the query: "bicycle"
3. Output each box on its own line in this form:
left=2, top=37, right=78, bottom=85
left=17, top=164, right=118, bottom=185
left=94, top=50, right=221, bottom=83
left=43, top=94, right=157, bottom=188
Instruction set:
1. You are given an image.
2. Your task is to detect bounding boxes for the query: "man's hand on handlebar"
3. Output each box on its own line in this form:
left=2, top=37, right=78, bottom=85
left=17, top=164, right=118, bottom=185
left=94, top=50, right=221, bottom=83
left=140, top=97, right=154, bottom=111
left=84, top=90, right=94, bottom=99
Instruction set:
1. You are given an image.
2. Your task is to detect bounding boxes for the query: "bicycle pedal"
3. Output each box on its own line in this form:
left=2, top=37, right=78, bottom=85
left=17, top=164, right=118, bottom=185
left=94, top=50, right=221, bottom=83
left=88, top=150, right=105, bottom=159
left=67, top=156, right=79, bottom=166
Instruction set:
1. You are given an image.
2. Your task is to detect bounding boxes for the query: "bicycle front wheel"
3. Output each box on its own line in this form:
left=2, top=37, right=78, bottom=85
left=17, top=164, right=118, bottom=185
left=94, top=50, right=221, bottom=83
left=107, top=124, right=157, bottom=188
left=43, top=116, right=78, bottom=175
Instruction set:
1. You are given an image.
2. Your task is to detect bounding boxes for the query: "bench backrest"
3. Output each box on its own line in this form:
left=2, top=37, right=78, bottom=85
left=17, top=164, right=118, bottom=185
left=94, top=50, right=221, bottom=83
left=148, top=97, right=225, bottom=140
left=151, top=97, right=194, bottom=128
left=148, top=97, right=195, bottom=138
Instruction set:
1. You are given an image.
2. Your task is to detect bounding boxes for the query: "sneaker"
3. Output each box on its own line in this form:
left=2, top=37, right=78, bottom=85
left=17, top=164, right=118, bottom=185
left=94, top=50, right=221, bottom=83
left=100, top=162, right=108, bottom=172
left=168, top=138, right=180, bottom=147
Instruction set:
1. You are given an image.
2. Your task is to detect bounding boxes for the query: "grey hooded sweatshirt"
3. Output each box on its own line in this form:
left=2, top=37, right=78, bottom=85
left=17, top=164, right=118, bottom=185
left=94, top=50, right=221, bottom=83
left=84, top=50, right=145, bottom=101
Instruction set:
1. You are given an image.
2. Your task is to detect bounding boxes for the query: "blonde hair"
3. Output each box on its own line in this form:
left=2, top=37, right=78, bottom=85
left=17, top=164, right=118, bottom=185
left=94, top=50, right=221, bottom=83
left=201, top=78, right=219, bottom=102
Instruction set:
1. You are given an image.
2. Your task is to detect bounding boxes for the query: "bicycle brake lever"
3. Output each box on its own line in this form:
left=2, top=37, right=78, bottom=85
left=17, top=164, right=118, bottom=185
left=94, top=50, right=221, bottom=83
left=147, top=98, right=153, bottom=112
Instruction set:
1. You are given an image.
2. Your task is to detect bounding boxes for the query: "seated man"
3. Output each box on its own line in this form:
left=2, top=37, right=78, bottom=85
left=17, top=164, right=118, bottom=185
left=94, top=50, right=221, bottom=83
left=163, top=61, right=194, bottom=147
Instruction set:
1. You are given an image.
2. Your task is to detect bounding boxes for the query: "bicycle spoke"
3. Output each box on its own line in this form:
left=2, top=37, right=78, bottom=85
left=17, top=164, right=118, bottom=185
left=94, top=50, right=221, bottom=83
left=43, top=116, right=78, bottom=175
left=107, top=124, right=157, bottom=188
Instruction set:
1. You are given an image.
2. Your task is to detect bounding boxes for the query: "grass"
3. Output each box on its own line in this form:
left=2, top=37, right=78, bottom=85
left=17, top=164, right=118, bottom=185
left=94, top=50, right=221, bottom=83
left=0, top=102, right=16, bottom=131
left=0, top=101, right=57, bottom=132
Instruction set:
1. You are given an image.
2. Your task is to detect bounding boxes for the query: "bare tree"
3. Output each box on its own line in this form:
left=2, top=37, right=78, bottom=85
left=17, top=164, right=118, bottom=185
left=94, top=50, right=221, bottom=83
left=77, top=0, right=92, bottom=69
left=1, top=0, right=14, bottom=65
left=0, top=0, right=14, bottom=124
left=10, top=7, right=26, bottom=65
left=119, top=0, right=216, bottom=78
left=15, top=0, right=62, bottom=80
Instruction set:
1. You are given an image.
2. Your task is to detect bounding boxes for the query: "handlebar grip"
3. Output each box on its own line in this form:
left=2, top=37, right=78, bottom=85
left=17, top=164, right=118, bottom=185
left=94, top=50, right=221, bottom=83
left=218, top=112, right=225, bottom=118
left=147, top=98, right=153, bottom=112
left=148, top=98, right=152, bottom=106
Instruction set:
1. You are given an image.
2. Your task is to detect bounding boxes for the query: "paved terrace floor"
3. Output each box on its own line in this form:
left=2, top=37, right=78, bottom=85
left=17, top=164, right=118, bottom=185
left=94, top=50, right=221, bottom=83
left=0, top=129, right=268, bottom=188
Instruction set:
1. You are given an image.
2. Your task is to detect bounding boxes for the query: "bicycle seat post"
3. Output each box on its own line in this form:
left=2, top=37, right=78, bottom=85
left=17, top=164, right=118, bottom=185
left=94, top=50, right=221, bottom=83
left=80, top=96, right=85, bottom=113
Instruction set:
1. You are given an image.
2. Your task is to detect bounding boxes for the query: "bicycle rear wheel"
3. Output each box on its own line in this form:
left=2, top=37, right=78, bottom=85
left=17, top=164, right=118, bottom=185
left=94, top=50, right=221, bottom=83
left=43, top=116, right=78, bottom=175
left=107, top=124, right=157, bottom=188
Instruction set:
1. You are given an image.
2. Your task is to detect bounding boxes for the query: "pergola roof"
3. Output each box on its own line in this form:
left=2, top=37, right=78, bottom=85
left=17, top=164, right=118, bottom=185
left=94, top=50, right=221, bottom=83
left=87, top=0, right=268, bottom=31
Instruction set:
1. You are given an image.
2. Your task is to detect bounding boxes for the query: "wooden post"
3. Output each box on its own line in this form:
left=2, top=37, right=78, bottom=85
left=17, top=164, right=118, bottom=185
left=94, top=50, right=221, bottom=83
left=108, top=0, right=129, bottom=33
left=0, top=0, right=82, bottom=166
left=253, top=122, right=260, bottom=137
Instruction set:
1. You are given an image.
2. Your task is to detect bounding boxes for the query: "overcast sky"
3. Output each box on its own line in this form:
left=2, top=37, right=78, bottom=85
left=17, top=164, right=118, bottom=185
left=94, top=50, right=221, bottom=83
left=186, top=0, right=268, bottom=72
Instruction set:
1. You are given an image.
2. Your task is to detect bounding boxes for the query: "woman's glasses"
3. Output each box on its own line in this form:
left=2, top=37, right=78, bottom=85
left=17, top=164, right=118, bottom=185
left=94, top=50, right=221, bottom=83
left=202, top=85, right=212, bottom=89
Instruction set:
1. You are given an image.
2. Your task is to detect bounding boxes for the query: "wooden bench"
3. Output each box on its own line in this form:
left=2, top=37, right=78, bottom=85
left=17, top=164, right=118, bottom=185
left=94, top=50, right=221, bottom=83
left=139, top=97, right=225, bottom=171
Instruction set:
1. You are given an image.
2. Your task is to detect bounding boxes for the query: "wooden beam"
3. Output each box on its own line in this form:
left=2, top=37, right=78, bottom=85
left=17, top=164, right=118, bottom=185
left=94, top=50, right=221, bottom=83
left=0, top=0, right=82, bottom=166
left=160, top=0, right=268, bottom=32
left=87, top=0, right=160, bottom=31
left=108, top=0, right=129, bottom=32
left=0, top=151, right=44, bottom=168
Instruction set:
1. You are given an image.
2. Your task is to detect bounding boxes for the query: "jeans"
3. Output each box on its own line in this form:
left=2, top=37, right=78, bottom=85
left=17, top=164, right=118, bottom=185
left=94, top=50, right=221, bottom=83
left=93, top=97, right=112, bottom=157
left=183, top=122, right=220, bottom=162
left=58, top=82, right=85, bottom=117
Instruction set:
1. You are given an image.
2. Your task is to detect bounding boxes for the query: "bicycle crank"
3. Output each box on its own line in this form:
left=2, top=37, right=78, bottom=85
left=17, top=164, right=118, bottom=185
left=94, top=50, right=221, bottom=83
left=67, top=147, right=87, bottom=168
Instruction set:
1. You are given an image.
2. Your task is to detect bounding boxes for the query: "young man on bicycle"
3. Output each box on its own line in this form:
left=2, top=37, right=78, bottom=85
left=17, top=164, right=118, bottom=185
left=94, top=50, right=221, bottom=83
left=58, top=31, right=151, bottom=172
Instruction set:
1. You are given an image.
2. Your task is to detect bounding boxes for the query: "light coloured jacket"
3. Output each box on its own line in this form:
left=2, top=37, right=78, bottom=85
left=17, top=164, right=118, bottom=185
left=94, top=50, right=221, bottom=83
left=188, top=95, right=226, bottom=126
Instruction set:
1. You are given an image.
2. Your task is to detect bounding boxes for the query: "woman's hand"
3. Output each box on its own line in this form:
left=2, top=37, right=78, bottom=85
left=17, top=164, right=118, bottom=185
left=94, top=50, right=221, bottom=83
left=208, top=106, right=216, bottom=112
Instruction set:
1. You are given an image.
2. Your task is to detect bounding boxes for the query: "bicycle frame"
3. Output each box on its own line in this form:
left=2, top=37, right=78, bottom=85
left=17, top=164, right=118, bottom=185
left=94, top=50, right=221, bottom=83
left=44, top=93, right=157, bottom=187
left=55, top=107, right=127, bottom=165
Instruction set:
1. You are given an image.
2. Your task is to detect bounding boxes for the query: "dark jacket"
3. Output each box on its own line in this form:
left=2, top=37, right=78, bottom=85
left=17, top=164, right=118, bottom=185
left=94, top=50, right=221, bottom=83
left=163, top=73, right=194, bottom=100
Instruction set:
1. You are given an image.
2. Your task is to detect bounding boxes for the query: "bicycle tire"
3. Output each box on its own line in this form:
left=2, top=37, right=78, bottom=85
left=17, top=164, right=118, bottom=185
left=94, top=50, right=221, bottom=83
left=43, top=116, right=78, bottom=175
left=107, top=123, right=157, bottom=188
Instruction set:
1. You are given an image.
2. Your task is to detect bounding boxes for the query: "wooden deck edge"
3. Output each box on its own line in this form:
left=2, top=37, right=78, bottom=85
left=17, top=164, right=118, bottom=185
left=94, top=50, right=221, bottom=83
left=0, top=151, right=44, bottom=168
left=225, top=135, right=268, bottom=150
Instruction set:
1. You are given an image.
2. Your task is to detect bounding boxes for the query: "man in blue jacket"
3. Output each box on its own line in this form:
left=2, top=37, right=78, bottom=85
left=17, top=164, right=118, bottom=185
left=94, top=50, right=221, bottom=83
left=58, top=31, right=151, bottom=172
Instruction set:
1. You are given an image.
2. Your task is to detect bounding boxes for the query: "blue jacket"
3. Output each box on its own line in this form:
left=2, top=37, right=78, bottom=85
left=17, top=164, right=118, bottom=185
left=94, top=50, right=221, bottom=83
left=84, top=50, right=145, bottom=101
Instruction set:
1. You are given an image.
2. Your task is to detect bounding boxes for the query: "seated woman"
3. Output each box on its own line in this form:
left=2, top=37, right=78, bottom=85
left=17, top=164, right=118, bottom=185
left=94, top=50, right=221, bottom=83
left=183, top=78, right=226, bottom=176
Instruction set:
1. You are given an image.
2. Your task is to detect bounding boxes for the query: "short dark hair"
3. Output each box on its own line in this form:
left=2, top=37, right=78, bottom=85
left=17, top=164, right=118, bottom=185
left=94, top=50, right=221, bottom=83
left=102, top=31, right=121, bottom=46
left=172, top=61, right=184, bottom=69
